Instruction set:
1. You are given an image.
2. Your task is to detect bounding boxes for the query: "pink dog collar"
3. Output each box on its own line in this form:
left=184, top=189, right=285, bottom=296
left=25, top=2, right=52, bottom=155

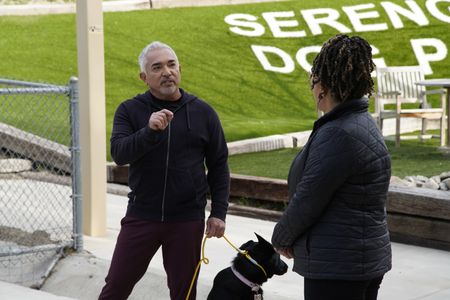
left=231, top=265, right=261, bottom=293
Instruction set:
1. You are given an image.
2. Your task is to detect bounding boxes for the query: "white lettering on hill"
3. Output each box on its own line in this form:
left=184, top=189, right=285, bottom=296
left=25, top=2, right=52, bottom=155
left=411, top=38, right=448, bottom=75
left=224, top=0, right=450, bottom=74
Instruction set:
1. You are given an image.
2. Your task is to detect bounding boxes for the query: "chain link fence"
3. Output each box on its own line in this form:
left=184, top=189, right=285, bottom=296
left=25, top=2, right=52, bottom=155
left=0, top=78, right=81, bottom=288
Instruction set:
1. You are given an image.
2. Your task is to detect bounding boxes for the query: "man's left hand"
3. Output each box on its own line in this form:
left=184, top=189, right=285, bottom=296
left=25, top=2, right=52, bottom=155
left=205, top=217, right=225, bottom=238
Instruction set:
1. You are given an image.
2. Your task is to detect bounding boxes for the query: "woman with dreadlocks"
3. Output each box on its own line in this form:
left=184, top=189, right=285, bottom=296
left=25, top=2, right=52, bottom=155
left=271, top=34, right=392, bottom=300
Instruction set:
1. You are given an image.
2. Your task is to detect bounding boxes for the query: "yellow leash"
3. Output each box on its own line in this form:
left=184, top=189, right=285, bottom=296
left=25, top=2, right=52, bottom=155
left=185, top=235, right=209, bottom=300
left=185, top=235, right=268, bottom=300
left=222, top=235, right=268, bottom=277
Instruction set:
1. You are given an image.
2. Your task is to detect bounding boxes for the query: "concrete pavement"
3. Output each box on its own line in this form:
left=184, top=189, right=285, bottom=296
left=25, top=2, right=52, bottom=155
left=1, top=191, right=448, bottom=300
left=0, top=280, right=75, bottom=300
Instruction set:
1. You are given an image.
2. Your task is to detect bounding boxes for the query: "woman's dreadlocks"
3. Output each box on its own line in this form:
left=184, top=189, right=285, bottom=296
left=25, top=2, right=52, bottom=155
left=310, top=34, right=375, bottom=103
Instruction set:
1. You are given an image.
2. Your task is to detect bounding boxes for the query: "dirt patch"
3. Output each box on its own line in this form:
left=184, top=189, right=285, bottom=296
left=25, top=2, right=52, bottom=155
left=0, top=226, right=57, bottom=247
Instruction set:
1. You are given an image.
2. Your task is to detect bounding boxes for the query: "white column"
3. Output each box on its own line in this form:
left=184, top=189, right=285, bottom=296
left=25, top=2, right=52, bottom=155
left=76, top=0, right=106, bottom=236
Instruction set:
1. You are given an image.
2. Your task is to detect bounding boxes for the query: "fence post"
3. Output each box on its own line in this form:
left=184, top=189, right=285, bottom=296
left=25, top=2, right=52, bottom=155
left=69, top=76, right=83, bottom=252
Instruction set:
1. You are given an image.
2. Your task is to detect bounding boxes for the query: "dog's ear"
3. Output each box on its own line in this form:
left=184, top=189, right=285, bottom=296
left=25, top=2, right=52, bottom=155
left=239, top=240, right=255, bottom=251
left=255, top=233, right=272, bottom=248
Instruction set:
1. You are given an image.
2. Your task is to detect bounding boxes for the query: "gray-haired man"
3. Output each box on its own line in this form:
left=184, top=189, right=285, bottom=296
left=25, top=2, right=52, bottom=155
left=99, top=41, right=230, bottom=299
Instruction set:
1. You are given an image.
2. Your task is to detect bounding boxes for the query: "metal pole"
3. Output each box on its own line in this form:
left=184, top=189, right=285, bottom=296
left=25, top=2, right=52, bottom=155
left=69, top=76, right=83, bottom=251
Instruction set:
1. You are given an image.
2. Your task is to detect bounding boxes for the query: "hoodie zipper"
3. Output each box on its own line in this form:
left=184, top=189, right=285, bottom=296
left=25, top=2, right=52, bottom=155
left=145, top=93, right=196, bottom=222
left=161, top=122, right=171, bottom=222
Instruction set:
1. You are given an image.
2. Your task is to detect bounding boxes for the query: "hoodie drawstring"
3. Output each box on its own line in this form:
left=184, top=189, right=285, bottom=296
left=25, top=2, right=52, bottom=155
left=186, top=103, right=191, bottom=131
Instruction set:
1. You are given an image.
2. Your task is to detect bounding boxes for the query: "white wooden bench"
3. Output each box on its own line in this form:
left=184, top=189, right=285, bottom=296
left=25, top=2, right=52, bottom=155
left=375, top=66, right=445, bottom=147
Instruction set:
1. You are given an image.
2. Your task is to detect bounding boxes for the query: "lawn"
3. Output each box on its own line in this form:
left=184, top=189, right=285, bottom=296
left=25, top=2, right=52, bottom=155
left=0, top=0, right=449, bottom=162
left=228, top=139, right=450, bottom=179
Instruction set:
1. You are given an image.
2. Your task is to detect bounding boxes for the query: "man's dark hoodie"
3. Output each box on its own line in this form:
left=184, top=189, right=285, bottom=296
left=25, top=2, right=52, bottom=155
left=110, top=89, right=230, bottom=222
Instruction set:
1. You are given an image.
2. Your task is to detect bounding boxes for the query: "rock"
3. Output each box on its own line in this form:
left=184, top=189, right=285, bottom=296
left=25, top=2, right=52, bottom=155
left=390, top=176, right=414, bottom=187
left=443, top=178, right=450, bottom=190
left=0, top=159, right=32, bottom=173
left=404, top=175, right=429, bottom=186
left=404, top=176, right=415, bottom=183
left=414, top=175, right=430, bottom=182
left=440, top=171, right=450, bottom=181
left=399, top=173, right=450, bottom=191
left=439, top=182, right=449, bottom=191
left=431, top=175, right=441, bottom=184
left=423, top=179, right=440, bottom=190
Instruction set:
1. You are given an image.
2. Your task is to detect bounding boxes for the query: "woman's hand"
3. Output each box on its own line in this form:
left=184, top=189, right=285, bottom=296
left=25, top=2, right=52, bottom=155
left=275, top=247, right=294, bottom=259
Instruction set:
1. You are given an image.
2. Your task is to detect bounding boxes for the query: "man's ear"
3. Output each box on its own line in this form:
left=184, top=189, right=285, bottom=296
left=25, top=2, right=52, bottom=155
left=139, top=72, right=146, bottom=82
left=179, top=64, right=182, bottom=74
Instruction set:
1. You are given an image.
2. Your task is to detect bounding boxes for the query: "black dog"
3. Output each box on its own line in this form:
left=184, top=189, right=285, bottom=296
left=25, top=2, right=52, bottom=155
left=207, top=233, right=288, bottom=300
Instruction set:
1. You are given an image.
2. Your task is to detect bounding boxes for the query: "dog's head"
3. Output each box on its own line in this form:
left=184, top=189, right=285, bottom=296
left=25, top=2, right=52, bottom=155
left=235, top=233, right=288, bottom=281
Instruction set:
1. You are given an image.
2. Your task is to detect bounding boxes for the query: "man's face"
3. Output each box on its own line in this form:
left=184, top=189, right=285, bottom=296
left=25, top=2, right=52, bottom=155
left=140, top=48, right=181, bottom=100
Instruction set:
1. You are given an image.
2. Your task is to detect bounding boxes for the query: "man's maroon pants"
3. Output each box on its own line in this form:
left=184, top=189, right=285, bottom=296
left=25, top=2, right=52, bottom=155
left=98, top=216, right=204, bottom=300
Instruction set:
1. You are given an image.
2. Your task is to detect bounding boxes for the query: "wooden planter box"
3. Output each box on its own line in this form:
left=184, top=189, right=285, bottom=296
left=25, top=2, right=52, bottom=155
left=107, top=164, right=450, bottom=251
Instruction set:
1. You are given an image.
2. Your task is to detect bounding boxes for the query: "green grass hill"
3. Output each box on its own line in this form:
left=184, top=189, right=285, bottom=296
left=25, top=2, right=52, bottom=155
left=0, top=0, right=449, bottom=160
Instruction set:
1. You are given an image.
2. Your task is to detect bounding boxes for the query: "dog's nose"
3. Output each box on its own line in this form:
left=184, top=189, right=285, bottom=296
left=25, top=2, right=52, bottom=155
left=275, top=260, right=288, bottom=275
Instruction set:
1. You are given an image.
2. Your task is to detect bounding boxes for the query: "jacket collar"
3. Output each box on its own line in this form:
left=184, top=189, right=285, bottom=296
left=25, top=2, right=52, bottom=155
left=312, top=97, right=369, bottom=133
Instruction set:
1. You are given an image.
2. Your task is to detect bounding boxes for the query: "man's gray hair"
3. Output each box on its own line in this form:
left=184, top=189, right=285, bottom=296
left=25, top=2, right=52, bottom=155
left=138, top=41, right=179, bottom=73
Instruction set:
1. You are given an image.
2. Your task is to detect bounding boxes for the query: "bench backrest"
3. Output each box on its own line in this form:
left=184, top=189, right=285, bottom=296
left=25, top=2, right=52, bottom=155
left=376, top=66, right=426, bottom=106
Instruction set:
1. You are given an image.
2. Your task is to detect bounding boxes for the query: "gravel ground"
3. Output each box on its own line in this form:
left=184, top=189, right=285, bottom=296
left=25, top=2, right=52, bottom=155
left=0, top=226, right=56, bottom=247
